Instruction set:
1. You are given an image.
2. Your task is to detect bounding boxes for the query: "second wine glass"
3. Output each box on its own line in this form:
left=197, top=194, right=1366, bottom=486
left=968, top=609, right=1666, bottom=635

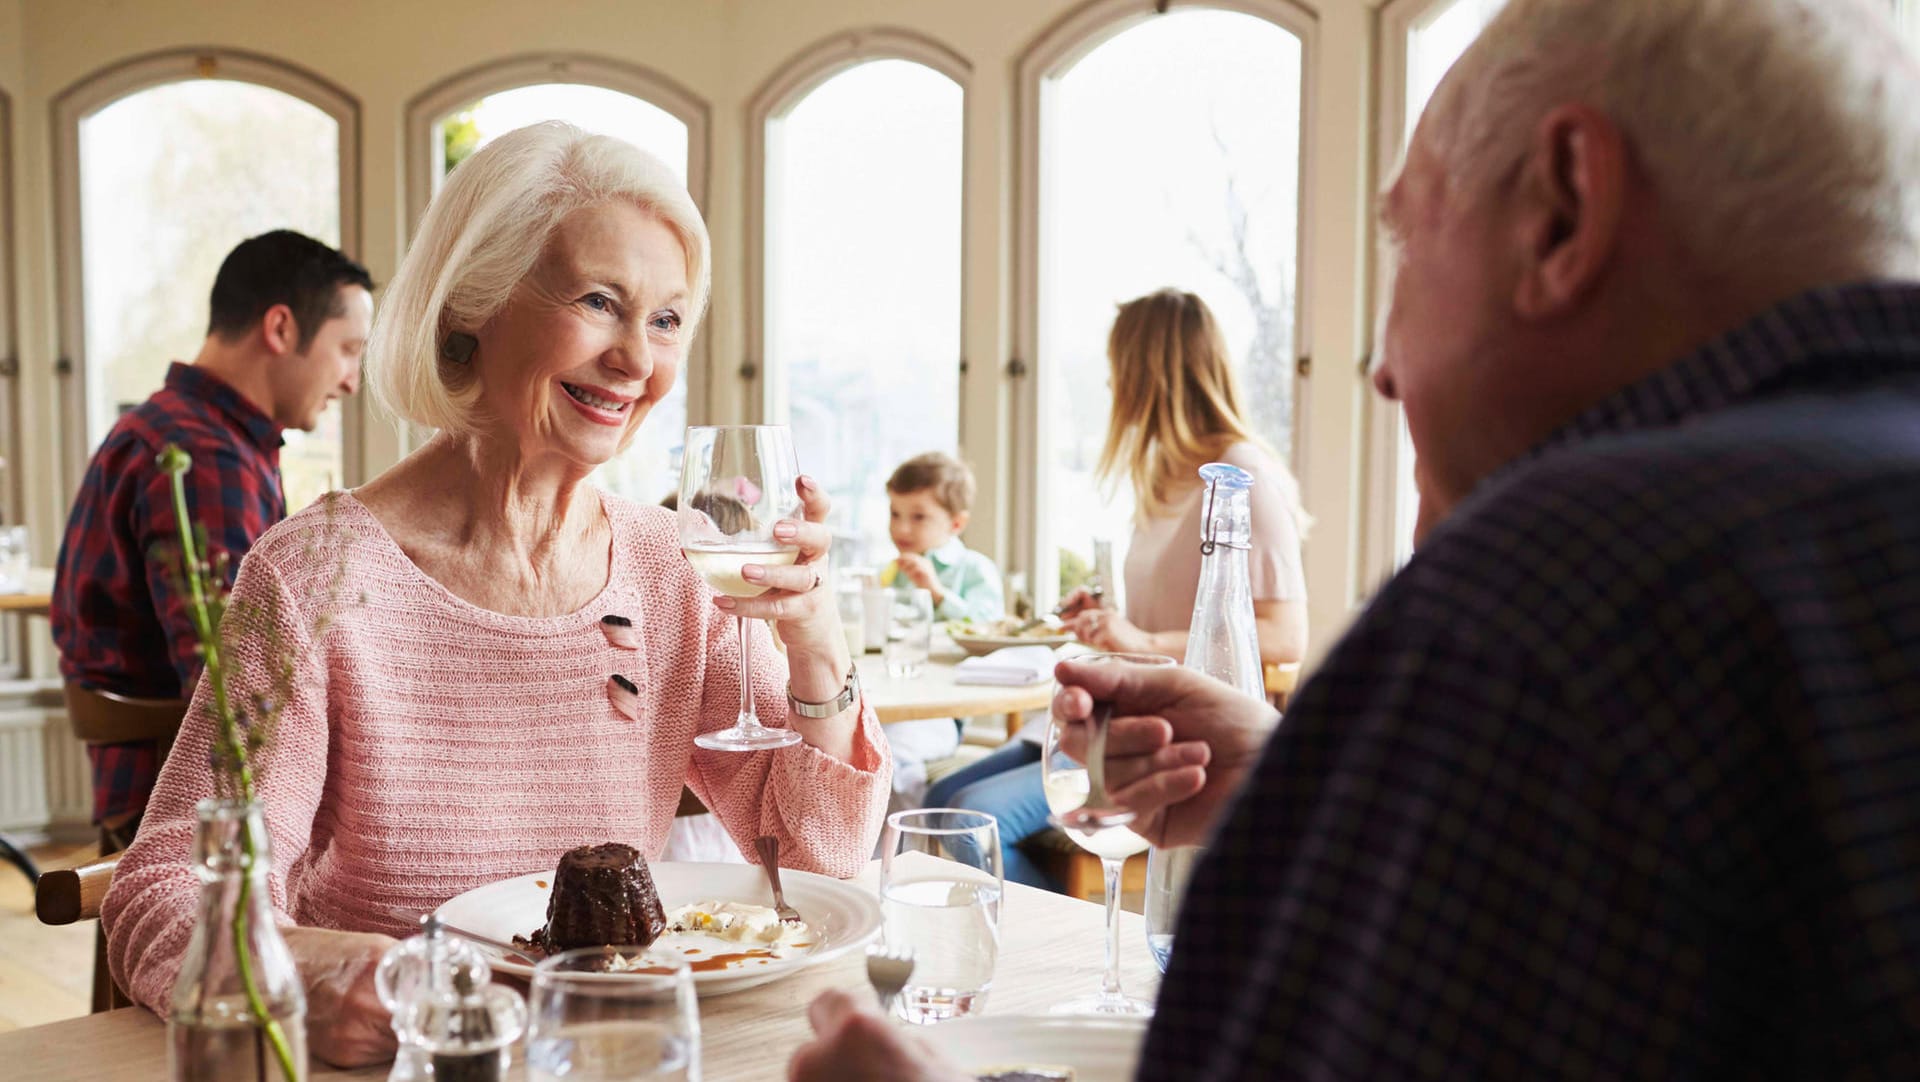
left=678, top=425, right=805, bottom=752
left=1043, top=651, right=1176, bottom=1016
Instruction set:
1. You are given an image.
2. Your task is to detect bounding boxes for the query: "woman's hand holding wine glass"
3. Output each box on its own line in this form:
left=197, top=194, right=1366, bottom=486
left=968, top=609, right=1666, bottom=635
left=678, top=425, right=851, bottom=753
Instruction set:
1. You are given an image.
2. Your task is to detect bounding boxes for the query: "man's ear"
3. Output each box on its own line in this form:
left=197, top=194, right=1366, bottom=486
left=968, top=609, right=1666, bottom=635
left=950, top=510, right=971, bottom=536
left=260, top=303, right=299, bottom=356
left=1511, top=103, right=1627, bottom=318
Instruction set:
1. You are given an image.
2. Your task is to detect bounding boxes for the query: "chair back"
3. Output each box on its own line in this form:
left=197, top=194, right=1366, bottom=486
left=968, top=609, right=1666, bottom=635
left=64, top=684, right=187, bottom=760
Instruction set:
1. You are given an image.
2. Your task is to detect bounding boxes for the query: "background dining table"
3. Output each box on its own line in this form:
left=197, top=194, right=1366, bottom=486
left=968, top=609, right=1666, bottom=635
left=855, top=635, right=1055, bottom=730
left=2, top=858, right=1161, bottom=1080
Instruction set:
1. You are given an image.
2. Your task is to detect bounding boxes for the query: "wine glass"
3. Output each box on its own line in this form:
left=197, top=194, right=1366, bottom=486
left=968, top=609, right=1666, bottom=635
left=1042, top=651, right=1177, bottom=1016
left=678, top=425, right=805, bottom=752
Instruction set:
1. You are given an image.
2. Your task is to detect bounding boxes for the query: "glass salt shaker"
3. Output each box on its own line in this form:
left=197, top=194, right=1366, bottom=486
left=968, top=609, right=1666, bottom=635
left=376, top=917, right=491, bottom=1082
left=415, top=961, right=526, bottom=1082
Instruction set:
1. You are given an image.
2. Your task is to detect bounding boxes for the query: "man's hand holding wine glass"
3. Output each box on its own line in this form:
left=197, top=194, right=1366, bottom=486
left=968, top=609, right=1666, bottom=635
left=1049, top=658, right=1278, bottom=849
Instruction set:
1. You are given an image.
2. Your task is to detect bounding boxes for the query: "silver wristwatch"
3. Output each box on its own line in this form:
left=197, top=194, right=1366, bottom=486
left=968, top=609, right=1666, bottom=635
left=788, top=665, right=861, bottom=718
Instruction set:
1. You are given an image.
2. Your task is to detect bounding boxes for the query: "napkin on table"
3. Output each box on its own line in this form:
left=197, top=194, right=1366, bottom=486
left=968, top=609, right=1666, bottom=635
left=952, top=645, right=1057, bottom=686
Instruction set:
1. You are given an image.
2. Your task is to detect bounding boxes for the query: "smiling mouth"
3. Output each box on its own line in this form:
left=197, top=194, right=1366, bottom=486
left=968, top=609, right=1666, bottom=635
left=562, top=383, right=631, bottom=413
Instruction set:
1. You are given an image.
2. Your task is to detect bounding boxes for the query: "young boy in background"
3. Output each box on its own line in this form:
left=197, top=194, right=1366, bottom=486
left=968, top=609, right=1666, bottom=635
left=880, top=452, right=1004, bottom=623
left=878, top=452, right=1005, bottom=805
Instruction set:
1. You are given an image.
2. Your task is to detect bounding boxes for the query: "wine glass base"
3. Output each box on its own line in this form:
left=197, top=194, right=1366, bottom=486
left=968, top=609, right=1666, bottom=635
left=694, top=724, right=803, bottom=752
left=1048, top=993, right=1153, bottom=1017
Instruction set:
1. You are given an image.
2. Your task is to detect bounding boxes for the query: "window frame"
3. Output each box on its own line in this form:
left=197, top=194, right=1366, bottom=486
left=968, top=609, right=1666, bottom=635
left=1012, top=0, right=1320, bottom=608
left=745, top=29, right=972, bottom=435
left=51, top=47, right=363, bottom=500
left=403, top=54, right=711, bottom=464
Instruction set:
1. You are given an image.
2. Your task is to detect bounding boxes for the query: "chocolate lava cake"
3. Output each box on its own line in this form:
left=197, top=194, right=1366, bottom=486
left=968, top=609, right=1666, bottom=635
left=526, top=842, right=668, bottom=952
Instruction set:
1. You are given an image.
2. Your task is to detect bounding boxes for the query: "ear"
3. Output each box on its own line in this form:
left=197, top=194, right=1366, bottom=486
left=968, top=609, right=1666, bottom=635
left=1511, top=104, right=1627, bottom=319
left=260, top=304, right=298, bottom=356
left=950, top=510, right=970, bottom=535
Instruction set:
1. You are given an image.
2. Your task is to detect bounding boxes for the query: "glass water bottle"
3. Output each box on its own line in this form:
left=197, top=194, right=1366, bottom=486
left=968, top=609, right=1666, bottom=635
left=1146, top=462, right=1266, bottom=972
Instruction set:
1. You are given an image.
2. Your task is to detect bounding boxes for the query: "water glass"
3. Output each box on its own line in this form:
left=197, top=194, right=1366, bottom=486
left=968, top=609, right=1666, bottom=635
left=0, top=526, right=27, bottom=593
left=526, top=950, right=700, bottom=1081
left=835, top=576, right=867, bottom=658
left=886, top=588, right=934, bottom=678
left=1144, top=844, right=1204, bottom=972
left=861, top=585, right=892, bottom=653
left=880, top=809, right=1004, bottom=1024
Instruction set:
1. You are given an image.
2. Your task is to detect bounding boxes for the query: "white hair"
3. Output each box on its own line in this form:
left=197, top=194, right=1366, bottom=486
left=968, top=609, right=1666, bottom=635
left=367, top=121, right=711, bottom=435
left=1427, top=0, right=1920, bottom=283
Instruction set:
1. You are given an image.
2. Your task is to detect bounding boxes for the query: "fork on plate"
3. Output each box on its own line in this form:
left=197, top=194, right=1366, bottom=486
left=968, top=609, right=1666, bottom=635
left=753, top=834, right=805, bottom=925
left=864, top=944, right=915, bottom=1018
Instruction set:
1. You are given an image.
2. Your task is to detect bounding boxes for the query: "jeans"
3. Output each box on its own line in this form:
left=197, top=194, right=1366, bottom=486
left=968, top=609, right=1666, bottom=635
left=923, top=740, right=1057, bottom=890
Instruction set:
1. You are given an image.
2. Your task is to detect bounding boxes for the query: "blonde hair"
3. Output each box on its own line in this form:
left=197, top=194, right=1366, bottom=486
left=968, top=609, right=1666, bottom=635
left=1096, top=289, right=1281, bottom=521
left=1428, top=0, right=1920, bottom=284
left=367, top=121, right=712, bottom=435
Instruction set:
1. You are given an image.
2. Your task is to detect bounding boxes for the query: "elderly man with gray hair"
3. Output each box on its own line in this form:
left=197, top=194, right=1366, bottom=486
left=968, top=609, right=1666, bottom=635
left=790, top=0, right=1920, bottom=1078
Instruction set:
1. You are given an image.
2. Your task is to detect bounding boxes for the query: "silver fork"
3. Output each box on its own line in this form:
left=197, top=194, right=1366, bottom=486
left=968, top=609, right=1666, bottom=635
left=864, top=944, right=915, bottom=1018
left=753, top=835, right=805, bottom=925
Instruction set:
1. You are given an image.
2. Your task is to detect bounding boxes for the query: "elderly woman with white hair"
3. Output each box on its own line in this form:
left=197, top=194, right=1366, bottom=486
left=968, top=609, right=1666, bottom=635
left=101, top=122, right=890, bottom=1066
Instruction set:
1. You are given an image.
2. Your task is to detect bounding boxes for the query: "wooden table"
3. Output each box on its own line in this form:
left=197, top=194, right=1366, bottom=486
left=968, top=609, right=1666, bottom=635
left=1, top=861, right=1160, bottom=1080
left=856, top=642, right=1053, bottom=726
left=0, top=567, right=53, bottom=616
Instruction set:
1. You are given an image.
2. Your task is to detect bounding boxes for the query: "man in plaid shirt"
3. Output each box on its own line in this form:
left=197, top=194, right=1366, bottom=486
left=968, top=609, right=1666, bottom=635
left=52, top=230, right=371, bottom=843
left=789, top=1, right=1920, bottom=1078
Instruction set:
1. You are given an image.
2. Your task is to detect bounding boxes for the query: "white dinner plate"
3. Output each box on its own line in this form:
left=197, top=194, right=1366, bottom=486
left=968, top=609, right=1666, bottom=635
left=949, top=630, right=1077, bottom=656
left=434, top=860, right=881, bottom=996
left=918, top=1015, right=1149, bottom=1081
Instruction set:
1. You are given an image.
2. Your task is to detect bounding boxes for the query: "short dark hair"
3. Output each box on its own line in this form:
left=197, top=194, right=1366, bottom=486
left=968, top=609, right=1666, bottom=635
left=886, top=452, right=976, bottom=516
left=206, top=230, right=373, bottom=351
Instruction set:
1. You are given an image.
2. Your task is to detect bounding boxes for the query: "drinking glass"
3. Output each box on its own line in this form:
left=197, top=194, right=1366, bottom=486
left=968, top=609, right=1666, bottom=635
left=880, top=809, right=1004, bottom=1024
left=1043, top=651, right=1176, bottom=1016
left=526, top=949, right=700, bottom=1082
left=678, top=425, right=805, bottom=752
left=0, top=525, right=28, bottom=593
left=885, top=588, right=934, bottom=678
left=835, top=574, right=867, bottom=658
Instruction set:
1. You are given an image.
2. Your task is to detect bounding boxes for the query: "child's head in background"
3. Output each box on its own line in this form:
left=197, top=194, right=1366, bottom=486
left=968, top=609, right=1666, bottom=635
left=886, top=452, right=974, bottom=556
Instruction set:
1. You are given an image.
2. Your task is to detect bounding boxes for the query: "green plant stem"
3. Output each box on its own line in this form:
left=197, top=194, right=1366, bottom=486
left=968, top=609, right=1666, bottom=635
left=167, top=455, right=295, bottom=1080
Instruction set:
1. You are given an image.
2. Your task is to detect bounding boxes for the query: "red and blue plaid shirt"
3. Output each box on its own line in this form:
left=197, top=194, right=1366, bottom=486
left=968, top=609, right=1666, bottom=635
left=52, top=362, right=284, bottom=824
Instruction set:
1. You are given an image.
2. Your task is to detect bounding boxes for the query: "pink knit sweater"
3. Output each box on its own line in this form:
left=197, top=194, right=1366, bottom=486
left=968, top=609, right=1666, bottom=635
left=102, top=491, right=892, bottom=1013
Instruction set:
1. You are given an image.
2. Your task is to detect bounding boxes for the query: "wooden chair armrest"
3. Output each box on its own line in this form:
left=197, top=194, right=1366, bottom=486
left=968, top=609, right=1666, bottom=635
left=36, top=850, right=125, bottom=925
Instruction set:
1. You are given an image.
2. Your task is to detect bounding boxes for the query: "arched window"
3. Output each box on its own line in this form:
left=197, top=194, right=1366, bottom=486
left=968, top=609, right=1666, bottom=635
left=406, top=55, right=709, bottom=508
left=53, top=49, right=359, bottom=512
left=750, top=32, right=967, bottom=568
left=1016, top=1, right=1314, bottom=607
left=1365, top=0, right=1505, bottom=582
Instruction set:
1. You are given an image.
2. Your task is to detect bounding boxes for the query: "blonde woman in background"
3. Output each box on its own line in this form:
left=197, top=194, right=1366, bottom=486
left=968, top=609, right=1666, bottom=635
left=1060, top=288, right=1308, bottom=664
left=925, top=290, right=1305, bottom=891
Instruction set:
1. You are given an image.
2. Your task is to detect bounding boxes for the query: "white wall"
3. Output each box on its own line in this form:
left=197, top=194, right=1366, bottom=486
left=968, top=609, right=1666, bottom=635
left=2, top=0, right=1391, bottom=663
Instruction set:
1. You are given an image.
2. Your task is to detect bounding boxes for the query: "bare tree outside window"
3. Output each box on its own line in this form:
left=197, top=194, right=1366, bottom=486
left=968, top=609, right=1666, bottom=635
left=1038, top=10, right=1303, bottom=605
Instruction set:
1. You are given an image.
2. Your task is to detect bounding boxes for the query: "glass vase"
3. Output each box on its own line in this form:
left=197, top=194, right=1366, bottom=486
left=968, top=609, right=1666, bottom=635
left=169, top=798, right=308, bottom=1082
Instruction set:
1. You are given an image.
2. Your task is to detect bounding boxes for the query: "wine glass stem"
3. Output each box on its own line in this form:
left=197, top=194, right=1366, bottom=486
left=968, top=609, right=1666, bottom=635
left=1100, top=855, right=1125, bottom=1002
left=736, top=614, right=757, bottom=727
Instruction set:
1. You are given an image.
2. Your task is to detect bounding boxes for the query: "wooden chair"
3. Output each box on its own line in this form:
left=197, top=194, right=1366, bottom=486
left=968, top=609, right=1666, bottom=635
left=34, top=850, right=127, bottom=1012
left=58, top=684, right=187, bottom=1012
left=1265, top=661, right=1300, bottom=711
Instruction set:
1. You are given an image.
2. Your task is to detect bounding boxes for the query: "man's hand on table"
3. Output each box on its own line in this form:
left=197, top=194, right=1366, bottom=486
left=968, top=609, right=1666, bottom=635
left=1051, top=656, right=1278, bottom=848
left=789, top=989, right=972, bottom=1082
left=283, top=927, right=397, bottom=1068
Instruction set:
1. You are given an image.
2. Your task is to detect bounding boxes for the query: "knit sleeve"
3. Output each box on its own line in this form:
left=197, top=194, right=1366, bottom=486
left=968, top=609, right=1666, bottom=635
left=685, top=604, right=892, bottom=879
left=100, top=546, right=334, bottom=1014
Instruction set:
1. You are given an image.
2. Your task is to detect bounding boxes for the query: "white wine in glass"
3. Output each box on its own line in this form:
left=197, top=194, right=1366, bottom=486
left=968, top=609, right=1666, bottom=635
left=1044, top=651, right=1175, bottom=1016
left=678, top=425, right=806, bottom=752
